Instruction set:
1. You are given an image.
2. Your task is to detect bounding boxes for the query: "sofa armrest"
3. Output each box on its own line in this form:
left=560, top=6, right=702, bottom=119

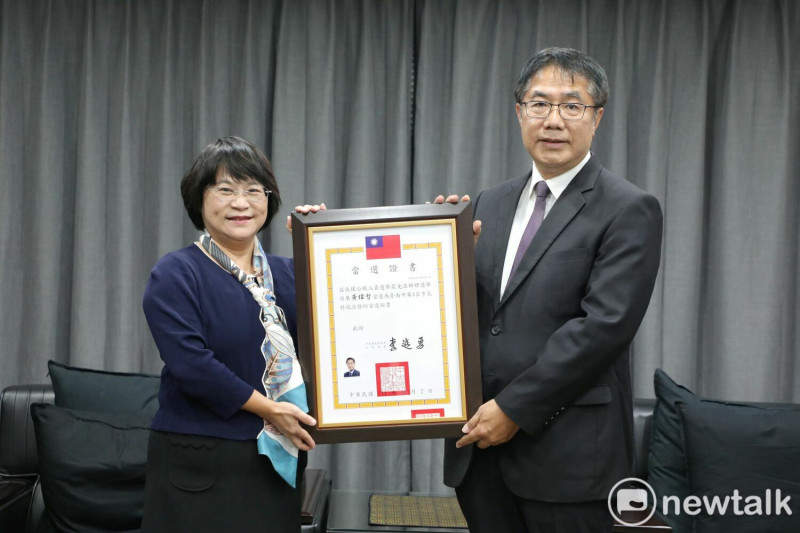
left=632, top=398, right=656, bottom=480
left=0, top=385, right=54, bottom=533
left=0, top=384, right=55, bottom=476
left=24, top=477, right=44, bottom=533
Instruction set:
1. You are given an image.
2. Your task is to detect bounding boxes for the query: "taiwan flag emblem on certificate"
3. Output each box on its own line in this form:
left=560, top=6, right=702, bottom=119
left=365, top=235, right=401, bottom=260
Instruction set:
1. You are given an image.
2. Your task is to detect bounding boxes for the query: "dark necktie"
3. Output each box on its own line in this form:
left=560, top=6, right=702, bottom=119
left=509, top=180, right=549, bottom=279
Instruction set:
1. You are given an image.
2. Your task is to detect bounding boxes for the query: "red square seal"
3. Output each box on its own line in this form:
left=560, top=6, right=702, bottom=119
left=375, top=362, right=410, bottom=396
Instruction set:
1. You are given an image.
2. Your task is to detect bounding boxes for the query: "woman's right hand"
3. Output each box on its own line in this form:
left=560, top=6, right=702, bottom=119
left=286, top=203, right=327, bottom=234
left=242, top=391, right=316, bottom=450
left=264, top=400, right=317, bottom=451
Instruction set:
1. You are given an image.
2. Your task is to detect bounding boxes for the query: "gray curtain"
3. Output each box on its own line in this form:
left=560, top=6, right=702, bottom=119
left=1, top=0, right=798, bottom=493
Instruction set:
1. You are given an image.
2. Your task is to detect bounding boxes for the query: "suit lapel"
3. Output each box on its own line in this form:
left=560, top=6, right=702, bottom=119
left=497, top=157, right=601, bottom=311
left=489, top=173, right=530, bottom=309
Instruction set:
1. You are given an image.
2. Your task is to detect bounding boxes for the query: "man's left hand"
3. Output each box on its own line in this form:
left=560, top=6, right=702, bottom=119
left=455, top=399, right=519, bottom=449
left=432, top=194, right=482, bottom=246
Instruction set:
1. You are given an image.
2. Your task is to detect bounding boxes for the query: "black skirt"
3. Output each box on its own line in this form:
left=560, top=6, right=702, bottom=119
left=141, top=430, right=305, bottom=532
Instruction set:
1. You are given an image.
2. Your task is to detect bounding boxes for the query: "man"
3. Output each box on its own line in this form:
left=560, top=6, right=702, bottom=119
left=343, top=357, right=360, bottom=377
left=441, top=48, right=663, bottom=532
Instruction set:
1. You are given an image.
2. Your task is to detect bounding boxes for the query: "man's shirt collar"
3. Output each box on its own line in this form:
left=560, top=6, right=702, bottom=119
left=528, top=151, right=592, bottom=200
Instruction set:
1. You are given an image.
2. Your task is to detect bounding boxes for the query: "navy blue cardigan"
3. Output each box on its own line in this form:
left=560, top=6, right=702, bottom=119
left=142, top=244, right=298, bottom=440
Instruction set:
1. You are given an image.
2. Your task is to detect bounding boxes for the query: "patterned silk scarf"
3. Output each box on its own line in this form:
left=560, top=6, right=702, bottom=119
left=199, top=233, right=309, bottom=487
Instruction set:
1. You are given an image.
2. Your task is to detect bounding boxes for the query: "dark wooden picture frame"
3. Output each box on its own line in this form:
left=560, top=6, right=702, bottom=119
left=291, top=202, right=481, bottom=443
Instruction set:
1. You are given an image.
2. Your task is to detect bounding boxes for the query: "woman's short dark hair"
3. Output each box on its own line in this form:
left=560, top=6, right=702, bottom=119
left=180, top=136, right=282, bottom=231
left=514, top=47, right=609, bottom=108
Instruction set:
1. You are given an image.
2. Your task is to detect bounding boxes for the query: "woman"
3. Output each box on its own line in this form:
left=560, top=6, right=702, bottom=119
left=141, top=136, right=318, bottom=531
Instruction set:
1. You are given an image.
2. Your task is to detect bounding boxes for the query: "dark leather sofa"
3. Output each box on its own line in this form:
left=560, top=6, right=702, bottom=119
left=0, top=381, right=665, bottom=533
left=21, top=382, right=788, bottom=533
left=0, top=383, right=330, bottom=533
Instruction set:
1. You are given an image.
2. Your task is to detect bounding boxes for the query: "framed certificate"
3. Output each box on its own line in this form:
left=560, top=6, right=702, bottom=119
left=291, top=202, right=481, bottom=443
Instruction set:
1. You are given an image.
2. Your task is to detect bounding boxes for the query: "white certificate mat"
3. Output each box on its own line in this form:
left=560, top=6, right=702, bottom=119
left=308, top=220, right=467, bottom=428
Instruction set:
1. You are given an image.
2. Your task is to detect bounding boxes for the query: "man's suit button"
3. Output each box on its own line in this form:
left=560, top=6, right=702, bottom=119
left=490, top=325, right=502, bottom=335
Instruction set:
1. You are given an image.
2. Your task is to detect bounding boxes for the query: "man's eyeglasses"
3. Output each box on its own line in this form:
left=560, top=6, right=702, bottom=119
left=208, top=185, right=271, bottom=204
left=519, top=100, right=599, bottom=121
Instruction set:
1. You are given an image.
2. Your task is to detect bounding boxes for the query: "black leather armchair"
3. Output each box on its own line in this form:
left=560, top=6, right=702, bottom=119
left=0, top=384, right=330, bottom=533
left=0, top=384, right=54, bottom=532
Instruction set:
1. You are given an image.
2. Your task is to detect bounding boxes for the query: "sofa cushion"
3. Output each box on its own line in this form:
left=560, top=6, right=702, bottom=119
left=648, top=368, right=700, bottom=529
left=48, top=360, right=159, bottom=418
left=679, top=401, right=800, bottom=532
left=30, top=403, right=150, bottom=533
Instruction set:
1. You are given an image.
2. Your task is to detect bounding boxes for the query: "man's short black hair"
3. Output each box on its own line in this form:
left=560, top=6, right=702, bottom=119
left=514, top=47, right=609, bottom=108
left=180, top=136, right=282, bottom=231
left=346, top=357, right=355, bottom=364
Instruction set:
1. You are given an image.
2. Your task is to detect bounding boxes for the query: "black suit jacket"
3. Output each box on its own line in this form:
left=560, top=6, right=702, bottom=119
left=344, top=370, right=360, bottom=377
left=444, top=155, right=663, bottom=502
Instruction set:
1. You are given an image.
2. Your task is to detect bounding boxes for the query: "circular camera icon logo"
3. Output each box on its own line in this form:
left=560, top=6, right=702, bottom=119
left=608, top=477, right=656, bottom=526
